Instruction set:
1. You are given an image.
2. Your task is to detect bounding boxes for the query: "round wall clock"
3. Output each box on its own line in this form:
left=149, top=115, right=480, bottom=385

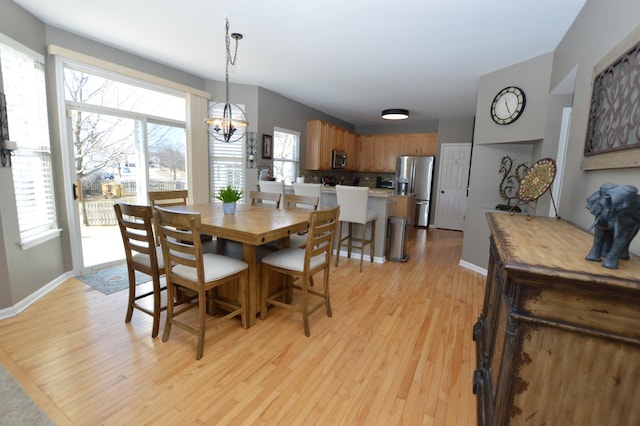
left=491, top=86, right=526, bottom=125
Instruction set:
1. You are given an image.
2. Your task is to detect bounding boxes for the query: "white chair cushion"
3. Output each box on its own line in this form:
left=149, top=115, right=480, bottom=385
left=261, top=247, right=326, bottom=272
left=172, top=253, right=247, bottom=282
left=132, top=245, right=165, bottom=269
left=336, top=186, right=373, bottom=223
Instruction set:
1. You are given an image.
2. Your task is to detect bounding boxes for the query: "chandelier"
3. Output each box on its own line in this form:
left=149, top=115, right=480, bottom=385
left=205, top=18, right=248, bottom=143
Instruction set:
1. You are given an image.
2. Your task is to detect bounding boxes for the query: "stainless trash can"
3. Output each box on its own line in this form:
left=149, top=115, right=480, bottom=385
left=387, top=216, right=409, bottom=262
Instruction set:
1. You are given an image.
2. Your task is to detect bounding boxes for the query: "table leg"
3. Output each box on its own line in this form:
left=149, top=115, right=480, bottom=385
left=242, top=244, right=258, bottom=327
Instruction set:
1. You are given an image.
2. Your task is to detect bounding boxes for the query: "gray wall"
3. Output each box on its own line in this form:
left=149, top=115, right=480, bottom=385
left=461, top=0, right=640, bottom=270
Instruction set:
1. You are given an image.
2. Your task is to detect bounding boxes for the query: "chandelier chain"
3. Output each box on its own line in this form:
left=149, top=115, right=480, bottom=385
left=225, top=18, right=240, bottom=103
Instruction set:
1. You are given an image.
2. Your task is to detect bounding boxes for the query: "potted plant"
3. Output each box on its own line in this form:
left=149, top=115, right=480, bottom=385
left=214, top=185, right=243, bottom=214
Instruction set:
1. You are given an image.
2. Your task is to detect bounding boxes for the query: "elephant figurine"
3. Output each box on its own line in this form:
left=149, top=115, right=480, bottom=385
left=585, top=183, right=640, bottom=269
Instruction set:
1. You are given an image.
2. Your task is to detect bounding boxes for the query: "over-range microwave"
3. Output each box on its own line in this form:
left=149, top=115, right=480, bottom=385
left=332, top=149, right=347, bottom=169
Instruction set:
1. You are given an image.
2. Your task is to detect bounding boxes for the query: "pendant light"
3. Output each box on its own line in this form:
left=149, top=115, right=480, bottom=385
left=205, top=18, right=248, bottom=143
left=381, top=108, right=409, bottom=120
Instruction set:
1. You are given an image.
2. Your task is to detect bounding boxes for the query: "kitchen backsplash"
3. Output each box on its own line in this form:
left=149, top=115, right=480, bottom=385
left=300, top=171, right=394, bottom=188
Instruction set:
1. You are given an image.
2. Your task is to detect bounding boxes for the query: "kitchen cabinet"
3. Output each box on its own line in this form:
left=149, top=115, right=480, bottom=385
left=305, top=120, right=358, bottom=171
left=384, top=135, right=402, bottom=172
left=305, top=120, right=332, bottom=170
left=373, top=134, right=387, bottom=172
left=358, top=135, right=375, bottom=171
left=474, top=213, right=640, bottom=426
left=400, top=133, right=438, bottom=156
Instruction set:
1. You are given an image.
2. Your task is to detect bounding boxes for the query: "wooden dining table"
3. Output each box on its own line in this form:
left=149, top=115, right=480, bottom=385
left=168, top=202, right=311, bottom=326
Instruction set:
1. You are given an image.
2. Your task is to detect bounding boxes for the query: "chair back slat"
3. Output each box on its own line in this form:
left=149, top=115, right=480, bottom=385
left=148, top=190, right=189, bottom=207
left=114, top=202, right=157, bottom=262
left=250, top=191, right=282, bottom=208
left=304, top=206, right=340, bottom=271
left=153, top=206, right=204, bottom=284
left=283, top=194, right=319, bottom=211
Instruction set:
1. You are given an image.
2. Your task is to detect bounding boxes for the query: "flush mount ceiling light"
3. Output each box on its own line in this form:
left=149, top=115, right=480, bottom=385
left=205, top=18, right=248, bottom=143
left=381, top=108, right=409, bottom=120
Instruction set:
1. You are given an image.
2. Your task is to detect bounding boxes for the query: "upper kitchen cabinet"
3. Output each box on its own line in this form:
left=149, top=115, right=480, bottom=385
left=400, top=133, right=438, bottom=156
left=306, top=120, right=332, bottom=170
left=358, top=134, right=375, bottom=171
left=384, top=135, right=402, bottom=172
left=305, top=120, right=359, bottom=171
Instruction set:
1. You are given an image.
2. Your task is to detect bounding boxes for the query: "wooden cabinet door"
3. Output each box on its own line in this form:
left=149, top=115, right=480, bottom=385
left=305, top=120, right=322, bottom=170
left=400, top=133, right=420, bottom=155
left=384, top=134, right=402, bottom=172
left=358, top=135, right=374, bottom=171
left=372, top=135, right=387, bottom=172
left=344, top=130, right=358, bottom=171
left=417, top=133, right=437, bottom=156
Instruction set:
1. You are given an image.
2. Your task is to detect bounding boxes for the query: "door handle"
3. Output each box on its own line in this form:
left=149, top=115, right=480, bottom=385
left=72, top=183, right=79, bottom=200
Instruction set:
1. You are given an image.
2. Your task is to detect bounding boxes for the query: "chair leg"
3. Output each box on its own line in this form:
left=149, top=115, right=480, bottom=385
left=162, top=281, right=174, bottom=342
left=302, top=279, right=310, bottom=337
left=196, top=288, right=206, bottom=360
left=260, top=265, right=269, bottom=321
left=370, top=219, right=376, bottom=264
left=324, top=269, right=332, bottom=317
left=335, top=221, right=343, bottom=267
left=347, top=222, right=353, bottom=258
left=360, top=224, right=365, bottom=272
left=151, top=274, right=162, bottom=338
left=239, top=272, right=248, bottom=329
left=125, top=267, right=136, bottom=323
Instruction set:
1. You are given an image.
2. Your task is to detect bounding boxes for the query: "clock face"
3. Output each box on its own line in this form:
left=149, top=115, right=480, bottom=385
left=491, top=86, right=526, bottom=125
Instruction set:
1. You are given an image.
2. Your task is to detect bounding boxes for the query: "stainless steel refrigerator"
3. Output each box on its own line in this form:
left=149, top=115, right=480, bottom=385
left=396, top=155, right=435, bottom=227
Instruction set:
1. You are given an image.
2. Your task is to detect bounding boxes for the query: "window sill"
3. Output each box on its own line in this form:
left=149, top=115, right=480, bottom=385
left=19, top=228, right=63, bottom=250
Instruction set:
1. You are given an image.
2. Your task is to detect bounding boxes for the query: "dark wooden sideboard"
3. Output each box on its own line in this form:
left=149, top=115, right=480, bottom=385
left=473, top=213, right=640, bottom=425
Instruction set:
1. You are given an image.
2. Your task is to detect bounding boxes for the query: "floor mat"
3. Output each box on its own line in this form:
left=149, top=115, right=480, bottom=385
left=77, top=263, right=150, bottom=295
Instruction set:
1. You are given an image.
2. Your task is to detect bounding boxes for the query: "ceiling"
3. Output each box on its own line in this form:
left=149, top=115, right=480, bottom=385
left=15, top=0, right=586, bottom=128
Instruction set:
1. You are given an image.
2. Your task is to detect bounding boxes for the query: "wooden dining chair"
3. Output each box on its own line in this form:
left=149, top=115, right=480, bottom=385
left=153, top=206, right=248, bottom=360
left=260, top=206, right=340, bottom=337
left=258, top=181, right=285, bottom=209
left=249, top=190, right=282, bottom=209
left=114, top=202, right=167, bottom=338
left=148, top=189, right=189, bottom=207
left=283, top=194, right=320, bottom=248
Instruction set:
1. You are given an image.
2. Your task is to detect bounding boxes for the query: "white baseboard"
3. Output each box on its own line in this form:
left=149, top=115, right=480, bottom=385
left=0, top=271, right=74, bottom=320
left=458, top=260, right=487, bottom=276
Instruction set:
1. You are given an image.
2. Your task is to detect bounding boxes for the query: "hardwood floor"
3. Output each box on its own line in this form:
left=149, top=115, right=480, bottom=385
left=0, top=227, right=485, bottom=425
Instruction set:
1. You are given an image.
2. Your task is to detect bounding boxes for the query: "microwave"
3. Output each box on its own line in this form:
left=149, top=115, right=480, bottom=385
left=332, top=150, right=347, bottom=169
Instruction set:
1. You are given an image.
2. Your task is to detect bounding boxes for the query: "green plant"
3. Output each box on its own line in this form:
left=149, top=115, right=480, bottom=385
left=213, top=185, right=243, bottom=203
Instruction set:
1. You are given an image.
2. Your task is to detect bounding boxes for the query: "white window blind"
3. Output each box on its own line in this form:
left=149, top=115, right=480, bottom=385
left=209, top=104, right=245, bottom=201
left=0, top=39, right=57, bottom=241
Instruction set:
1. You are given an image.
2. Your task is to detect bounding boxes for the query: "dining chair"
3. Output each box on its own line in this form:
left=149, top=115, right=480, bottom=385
left=113, top=202, right=167, bottom=338
left=260, top=206, right=340, bottom=336
left=283, top=194, right=320, bottom=248
left=335, top=185, right=378, bottom=272
left=293, top=182, right=322, bottom=203
left=148, top=189, right=214, bottom=245
left=258, top=181, right=285, bottom=209
left=153, top=206, right=248, bottom=360
left=249, top=190, right=282, bottom=209
left=148, top=189, right=189, bottom=207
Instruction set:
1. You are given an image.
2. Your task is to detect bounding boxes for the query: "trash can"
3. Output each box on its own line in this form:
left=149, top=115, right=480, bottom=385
left=387, top=216, right=409, bottom=262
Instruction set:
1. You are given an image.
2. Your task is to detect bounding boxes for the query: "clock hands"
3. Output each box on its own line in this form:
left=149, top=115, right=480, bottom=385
left=503, top=98, right=511, bottom=115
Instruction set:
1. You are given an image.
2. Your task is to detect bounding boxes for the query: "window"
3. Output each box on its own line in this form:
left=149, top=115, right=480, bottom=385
left=209, top=102, right=245, bottom=200
left=271, top=127, right=300, bottom=184
left=0, top=36, right=58, bottom=246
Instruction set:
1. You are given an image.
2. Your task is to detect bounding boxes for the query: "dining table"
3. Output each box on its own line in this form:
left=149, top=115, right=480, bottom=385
left=167, top=202, right=311, bottom=327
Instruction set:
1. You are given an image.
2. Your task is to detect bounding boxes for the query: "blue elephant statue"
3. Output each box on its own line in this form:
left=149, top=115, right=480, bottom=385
left=585, top=183, right=640, bottom=269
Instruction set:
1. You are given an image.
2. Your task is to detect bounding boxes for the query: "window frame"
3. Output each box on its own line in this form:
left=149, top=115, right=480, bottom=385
left=271, top=127, right=300, bottom=184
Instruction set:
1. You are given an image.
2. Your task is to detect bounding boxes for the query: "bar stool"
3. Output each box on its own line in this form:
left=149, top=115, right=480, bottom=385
left=335, top=186, right=378, bottom=272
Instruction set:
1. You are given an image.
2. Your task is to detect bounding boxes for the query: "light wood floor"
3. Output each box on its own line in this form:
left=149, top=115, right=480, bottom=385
left=0, top=227, right=485, bottom=425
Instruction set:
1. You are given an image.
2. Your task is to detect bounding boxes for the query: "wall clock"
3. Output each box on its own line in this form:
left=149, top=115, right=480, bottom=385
left=491, top=86, right=526, bottom=125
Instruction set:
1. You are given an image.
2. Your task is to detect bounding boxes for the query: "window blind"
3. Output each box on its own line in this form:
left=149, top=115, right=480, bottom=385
left=0, top=40, right=57, bottom=241
left=208, top=103, right=246, bottom=200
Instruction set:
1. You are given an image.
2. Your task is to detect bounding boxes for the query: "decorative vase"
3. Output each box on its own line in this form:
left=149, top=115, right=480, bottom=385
left=223, top=202, right=236, bottom=215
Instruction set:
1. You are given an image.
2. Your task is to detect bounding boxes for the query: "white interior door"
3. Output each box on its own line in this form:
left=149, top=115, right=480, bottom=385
left=435, top=143, right=471, bottom=231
